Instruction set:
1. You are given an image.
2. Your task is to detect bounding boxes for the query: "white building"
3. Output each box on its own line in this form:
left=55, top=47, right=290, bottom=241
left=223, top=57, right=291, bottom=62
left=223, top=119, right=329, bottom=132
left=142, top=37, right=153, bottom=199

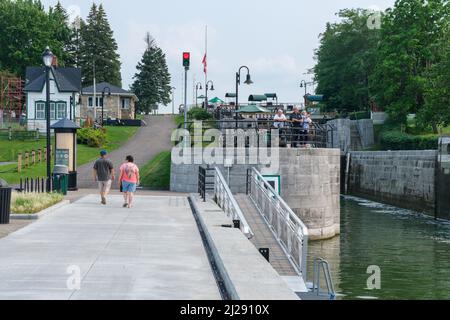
left=24, top=66, right=82, bottom=131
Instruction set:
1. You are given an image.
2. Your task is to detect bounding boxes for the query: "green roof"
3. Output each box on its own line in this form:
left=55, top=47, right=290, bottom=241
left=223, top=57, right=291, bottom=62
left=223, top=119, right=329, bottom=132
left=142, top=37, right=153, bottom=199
left=225, top=93, right=237, bottom=98
left=248, top=94, right=268, bottom=102
left=236, top=105, right=271, bottom=113
left=264, top=93, right=277, bottom=99
left=306, top=95, right=324, bottom=102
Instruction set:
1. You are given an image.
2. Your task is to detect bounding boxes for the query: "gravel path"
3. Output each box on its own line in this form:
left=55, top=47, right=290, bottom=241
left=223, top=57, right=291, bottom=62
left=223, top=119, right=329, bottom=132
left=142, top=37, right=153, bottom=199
left=77, top=115, right=176, bottom=189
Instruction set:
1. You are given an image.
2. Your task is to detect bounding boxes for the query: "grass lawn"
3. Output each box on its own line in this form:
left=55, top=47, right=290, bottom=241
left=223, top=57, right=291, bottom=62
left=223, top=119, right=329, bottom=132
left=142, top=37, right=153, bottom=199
left=0, top=126, right=139, bottom=185
left=11, top=192, right=64, bottom=214
left=140, top=151, right=171, bottom=190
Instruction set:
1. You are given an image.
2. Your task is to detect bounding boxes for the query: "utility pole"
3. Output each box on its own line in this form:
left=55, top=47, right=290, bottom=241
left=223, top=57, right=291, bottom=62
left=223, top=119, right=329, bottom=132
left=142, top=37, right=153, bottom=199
left=93, top=61, right=96, bottom=122
left=182, top=52, right=190, bottom=130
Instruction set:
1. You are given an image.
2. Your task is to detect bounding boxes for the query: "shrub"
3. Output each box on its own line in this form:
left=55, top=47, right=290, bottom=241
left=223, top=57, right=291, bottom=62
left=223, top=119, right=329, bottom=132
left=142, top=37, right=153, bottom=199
left=11, top=192, right=64, bottom=214
left=188, top=107, right=213, bottom=121
left=379, top=131, right=438, bottom=150
left=77, top=127, right=107, bottom=147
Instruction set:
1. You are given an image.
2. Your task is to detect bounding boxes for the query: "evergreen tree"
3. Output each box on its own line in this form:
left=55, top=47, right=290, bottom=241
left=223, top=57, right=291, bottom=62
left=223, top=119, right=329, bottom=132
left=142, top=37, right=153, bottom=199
left=65, top=17, right=84, bottom=68
left=131, top=33, right=172, bottom=114
left=79, top=3, right=122, bottom=86
left=49, top=1, right=71, bottom=66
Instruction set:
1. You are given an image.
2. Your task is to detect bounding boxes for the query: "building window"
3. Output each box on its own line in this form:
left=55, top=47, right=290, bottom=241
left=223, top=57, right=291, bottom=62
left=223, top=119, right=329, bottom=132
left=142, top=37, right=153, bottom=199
left=121, top=98, right=130, bottom=109
left=56, top=102, right=67, bottom=119
left=88, top=97, right=103, bottom=107
left=50, top=102, right=56, bottom=120
left=35, top=102, right=45, bottom=120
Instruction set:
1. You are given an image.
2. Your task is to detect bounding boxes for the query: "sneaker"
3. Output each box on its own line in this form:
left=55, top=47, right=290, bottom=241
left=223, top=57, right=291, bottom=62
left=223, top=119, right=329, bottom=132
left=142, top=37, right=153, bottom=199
left=123, top=203, right=128, bottom=208
left=101, top=197, right=106, bottom=205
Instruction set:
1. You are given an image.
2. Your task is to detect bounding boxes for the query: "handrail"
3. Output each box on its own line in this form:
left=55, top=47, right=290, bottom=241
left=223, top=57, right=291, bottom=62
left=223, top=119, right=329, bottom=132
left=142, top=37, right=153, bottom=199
left=247, top=167, right=309, bottom=281
left=213, top=167, right=254, bottom=239
left=313, top=258, right=336, bottom=300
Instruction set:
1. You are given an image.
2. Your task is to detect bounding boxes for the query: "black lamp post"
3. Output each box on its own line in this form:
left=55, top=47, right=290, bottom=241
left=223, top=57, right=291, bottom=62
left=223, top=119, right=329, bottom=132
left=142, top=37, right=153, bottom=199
left=43, top=47, right=54, bottom=192
left=205, top=80, right=214, bottom=110
left=300, top=80, right=314, bottom=108
left=101, top=86, right=111, bottom=126
left=195, top=82, right=202, bottom=108
left=235, top=66, right=253, bottom=128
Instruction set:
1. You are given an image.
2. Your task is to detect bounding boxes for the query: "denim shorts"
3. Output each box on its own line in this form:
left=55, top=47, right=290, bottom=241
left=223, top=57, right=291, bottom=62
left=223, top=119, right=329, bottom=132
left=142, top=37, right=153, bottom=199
left=122, top=181, right=137, bottom=193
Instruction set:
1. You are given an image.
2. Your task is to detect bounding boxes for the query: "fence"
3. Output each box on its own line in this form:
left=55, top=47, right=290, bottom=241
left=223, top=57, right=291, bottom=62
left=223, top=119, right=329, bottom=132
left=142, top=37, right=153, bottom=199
left=247, top=167, right=309, bottom=281
left=16, top=177, right=50, bottom=193
left=16, top=145, right=52, bottom=173
left=0, top=127, right=40, bottom=141
left=181, top=119, right=334, bottom=149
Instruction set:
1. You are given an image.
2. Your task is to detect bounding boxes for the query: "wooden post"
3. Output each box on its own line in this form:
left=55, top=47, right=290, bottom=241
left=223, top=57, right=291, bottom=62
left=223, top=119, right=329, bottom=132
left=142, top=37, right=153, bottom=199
left=18, top=153, right=22, bottom=173
left=25, top=151, right=29, bottom=168
left=44, top=147, right=47, bottom=161
left=38, top=149, right=42, bottom=163
left=32, top=150, right=36, bottom=165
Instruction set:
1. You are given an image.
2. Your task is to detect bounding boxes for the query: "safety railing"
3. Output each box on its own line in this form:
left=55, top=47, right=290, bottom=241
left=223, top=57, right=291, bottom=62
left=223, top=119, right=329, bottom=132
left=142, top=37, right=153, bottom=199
left=312, top=258, right=336, bottom=300
left=180, top=119, right=334, bottom=149
left=247, top=167, right=309, bottom=281
left=214, top=167, right=254, bottom=239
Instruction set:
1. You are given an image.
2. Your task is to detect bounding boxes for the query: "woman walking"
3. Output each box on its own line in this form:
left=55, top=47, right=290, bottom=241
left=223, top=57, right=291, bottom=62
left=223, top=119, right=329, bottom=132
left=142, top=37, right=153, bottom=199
left=119, top=155, right=140, bottom=208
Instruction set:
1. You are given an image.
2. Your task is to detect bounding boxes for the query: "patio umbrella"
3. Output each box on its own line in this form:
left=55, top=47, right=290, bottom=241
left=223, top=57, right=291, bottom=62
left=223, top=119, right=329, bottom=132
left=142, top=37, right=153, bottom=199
left=209, top=97, right=225, bottom=104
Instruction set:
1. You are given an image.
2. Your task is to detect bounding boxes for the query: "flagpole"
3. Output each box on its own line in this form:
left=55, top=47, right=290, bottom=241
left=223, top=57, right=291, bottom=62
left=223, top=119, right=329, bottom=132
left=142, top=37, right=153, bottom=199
left=204, top=25, right=208, bottom=109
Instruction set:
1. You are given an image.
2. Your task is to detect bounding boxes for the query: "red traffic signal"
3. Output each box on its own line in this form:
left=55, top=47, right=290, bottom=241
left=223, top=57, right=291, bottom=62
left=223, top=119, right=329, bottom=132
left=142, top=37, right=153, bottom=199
left=183, top=52, right=190, bottom=68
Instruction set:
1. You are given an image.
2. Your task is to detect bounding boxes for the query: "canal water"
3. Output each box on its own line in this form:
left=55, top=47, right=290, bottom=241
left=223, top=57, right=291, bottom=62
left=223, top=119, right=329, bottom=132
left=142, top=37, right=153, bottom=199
left=307, top=196, right=450, bottom=300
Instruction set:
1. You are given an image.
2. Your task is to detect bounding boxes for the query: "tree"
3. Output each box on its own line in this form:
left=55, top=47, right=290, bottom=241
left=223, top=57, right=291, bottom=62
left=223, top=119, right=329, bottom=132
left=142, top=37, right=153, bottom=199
left=369, top=0, right=449, bottom=126
left=79, top=3, right=122, bottom=86
left=65, top=17, right=84, bottom=68
left=0, top=0, right=72, bottom=75
left=419, top=18, right=450, bottom=132
left=131, top=33, right=172, bottom=114
left=314, top=9, right=381, bottom=112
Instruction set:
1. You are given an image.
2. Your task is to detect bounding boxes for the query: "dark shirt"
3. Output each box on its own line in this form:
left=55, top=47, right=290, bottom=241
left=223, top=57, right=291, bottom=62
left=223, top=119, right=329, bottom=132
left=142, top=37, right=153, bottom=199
left=93, top=158, right=114, bottom=182
left=290, top=113, right=303, bottom=128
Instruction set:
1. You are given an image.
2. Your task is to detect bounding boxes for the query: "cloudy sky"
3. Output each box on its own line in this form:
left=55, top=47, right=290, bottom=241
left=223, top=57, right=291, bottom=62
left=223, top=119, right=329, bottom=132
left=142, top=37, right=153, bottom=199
left=42, top=0, right=394, bottom=106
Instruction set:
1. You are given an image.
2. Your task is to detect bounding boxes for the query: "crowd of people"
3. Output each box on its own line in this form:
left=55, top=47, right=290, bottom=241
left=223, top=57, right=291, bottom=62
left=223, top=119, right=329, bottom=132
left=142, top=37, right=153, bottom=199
left=273, top=107, right=314, bottom=147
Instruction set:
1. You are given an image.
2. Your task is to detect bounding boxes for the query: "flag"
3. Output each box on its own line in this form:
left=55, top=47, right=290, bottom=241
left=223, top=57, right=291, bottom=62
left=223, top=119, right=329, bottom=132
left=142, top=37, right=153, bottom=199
left=202, top=53, right=207, bottom=74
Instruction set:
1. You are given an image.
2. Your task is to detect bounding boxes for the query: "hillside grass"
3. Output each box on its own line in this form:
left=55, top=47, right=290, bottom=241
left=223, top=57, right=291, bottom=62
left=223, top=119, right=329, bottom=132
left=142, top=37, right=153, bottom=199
left=140, top=151, right=171, bottom=190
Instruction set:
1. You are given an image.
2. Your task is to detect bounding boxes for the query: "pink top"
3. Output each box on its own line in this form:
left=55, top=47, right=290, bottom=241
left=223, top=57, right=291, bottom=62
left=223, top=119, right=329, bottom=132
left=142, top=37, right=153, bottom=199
left=120, top=163, right=139, bottom=183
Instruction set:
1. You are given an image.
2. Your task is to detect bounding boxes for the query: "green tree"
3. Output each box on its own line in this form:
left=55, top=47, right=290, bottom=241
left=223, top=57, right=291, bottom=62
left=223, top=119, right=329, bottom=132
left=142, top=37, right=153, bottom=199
left=314, top=9, right=381, bottom=112
left=131, top=33, right=172, bottom=114
left=0, top=0, right=71, bottom=75
left=79, top=3, right=122, bottom=87
left=419, top=19, right=450, bottom=132
left=370, top=0, right=449, bottom=127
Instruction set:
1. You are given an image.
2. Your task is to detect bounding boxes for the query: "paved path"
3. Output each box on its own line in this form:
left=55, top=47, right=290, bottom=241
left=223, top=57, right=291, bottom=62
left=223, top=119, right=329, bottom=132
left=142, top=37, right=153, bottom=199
left=77, top=115, right=176, bottom=189
left=0, top=195, right=220, bottom=300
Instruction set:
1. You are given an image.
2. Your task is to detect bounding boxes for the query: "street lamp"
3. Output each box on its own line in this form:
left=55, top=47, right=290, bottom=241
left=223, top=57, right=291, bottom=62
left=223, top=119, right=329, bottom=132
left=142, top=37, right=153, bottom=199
left=235, top=66, right=253, bottom=128
left=171, top=87, right=176, bottom=114
left=205, top=80, right=214, bottom=110
left=101, top=86, right=111, bottom=126
left=300, top=80, right=314, bottom=108
left=195, top=82, right=202, bottom=108
left=43, top=46, right=54, bottom=192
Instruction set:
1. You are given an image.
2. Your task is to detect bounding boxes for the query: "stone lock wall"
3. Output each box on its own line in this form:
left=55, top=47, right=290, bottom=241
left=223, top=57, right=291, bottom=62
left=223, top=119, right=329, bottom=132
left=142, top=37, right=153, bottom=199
left=348, top=151, right=437, bottom=214
left=170, top=147, right=341, bottom=240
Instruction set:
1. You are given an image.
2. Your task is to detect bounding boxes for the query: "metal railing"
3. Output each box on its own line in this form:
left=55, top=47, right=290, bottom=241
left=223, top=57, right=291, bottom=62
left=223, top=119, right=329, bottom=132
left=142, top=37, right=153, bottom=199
left=198, top=165, right=254, bottom=238
left=247, top=167, right=309, bottom=281
left=312, top=258, right=336, bottom=300
left=180, top=119, right=334, bottom=149
left=214, top=167, right=254, bottom=239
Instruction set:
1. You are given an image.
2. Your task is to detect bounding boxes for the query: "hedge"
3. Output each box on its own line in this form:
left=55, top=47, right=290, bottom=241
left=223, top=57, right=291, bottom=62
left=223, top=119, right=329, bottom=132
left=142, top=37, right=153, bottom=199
left=188, top=107, right=213, bottom=121
left=379, top=131, right=438, bottom=150
left=77, top=127, right=107, bottom=147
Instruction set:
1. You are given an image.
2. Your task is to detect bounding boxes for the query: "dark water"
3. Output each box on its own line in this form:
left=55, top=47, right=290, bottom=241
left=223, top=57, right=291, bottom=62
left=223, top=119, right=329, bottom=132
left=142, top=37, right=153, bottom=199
left=307, top=196, right=450, bottom=300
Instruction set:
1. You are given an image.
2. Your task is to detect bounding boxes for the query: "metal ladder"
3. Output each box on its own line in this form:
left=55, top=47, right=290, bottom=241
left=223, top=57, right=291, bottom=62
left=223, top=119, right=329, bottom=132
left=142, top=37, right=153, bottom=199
left=312, top=258, right=336, bottom=300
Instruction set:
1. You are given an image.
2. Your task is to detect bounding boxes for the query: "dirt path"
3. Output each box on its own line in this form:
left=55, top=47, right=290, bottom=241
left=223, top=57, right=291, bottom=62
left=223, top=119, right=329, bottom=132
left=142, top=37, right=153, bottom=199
left=77, top=115, right=176, bottom=189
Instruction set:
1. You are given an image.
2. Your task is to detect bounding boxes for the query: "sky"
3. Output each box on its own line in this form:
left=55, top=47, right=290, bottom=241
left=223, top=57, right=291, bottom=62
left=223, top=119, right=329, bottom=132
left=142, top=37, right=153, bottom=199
left=41, top=0, right=395, bottom=107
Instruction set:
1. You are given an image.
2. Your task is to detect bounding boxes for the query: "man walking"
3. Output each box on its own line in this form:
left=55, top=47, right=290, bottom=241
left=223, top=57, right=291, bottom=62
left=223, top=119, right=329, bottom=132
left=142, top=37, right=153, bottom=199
left=93, top=150, right=115, bottom=205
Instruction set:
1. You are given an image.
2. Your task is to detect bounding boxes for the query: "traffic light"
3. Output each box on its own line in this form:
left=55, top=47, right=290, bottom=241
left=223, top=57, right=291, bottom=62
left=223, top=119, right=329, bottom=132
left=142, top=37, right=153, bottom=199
left=182, top=52, right=190, bottom=69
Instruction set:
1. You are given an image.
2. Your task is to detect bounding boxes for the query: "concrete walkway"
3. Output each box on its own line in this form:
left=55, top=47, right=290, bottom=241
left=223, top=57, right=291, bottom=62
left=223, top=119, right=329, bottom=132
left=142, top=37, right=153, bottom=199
left=0, top=195, right=220, bottom=300
left=77, top=115, right=176, bottom=189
